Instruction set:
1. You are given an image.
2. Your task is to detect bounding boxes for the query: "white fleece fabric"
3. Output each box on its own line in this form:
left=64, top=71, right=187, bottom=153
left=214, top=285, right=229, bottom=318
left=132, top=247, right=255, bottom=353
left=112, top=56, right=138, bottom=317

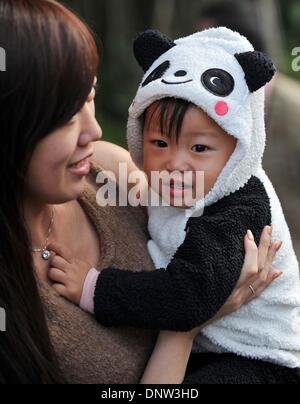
left=127, top=27, right=300, bottom=368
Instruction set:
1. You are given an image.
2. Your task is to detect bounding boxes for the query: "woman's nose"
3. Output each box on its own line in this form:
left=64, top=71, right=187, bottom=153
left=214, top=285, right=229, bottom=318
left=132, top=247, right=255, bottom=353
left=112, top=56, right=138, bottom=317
left=77, top=104, right=102, bottom=147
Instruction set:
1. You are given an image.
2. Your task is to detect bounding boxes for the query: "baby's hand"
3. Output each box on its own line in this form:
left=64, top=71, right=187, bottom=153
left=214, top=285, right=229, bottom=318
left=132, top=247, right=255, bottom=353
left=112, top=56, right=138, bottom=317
left=47, top=242, right=92, bottom=305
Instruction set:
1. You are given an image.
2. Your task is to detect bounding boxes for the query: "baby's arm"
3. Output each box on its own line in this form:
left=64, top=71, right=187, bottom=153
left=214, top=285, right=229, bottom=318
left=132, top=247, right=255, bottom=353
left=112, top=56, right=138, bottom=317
left=92, top=179, right=273, bottom=330
left=48, top=178, right=278, bottom=331
left=47, top=243, right=92, bottom=305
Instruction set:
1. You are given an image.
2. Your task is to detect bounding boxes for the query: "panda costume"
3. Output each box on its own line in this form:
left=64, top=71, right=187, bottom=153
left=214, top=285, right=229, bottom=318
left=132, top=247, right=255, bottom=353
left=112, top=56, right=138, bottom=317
left=94, top=28, right=300, bottom=383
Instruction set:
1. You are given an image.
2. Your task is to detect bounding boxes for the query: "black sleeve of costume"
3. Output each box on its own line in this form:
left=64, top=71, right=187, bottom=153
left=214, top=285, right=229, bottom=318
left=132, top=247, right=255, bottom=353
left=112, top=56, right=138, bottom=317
left=94, top=177, right=271, bottom=331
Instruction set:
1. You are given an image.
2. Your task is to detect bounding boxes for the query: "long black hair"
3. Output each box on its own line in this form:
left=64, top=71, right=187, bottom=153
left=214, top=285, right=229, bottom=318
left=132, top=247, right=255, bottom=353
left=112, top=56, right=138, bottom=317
left=0, top=0, right=98, bottom=383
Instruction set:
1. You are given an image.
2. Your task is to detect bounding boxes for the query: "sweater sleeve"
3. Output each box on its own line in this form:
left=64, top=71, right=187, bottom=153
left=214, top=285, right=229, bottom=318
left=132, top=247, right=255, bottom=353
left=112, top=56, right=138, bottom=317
left=94, top=177, right=271, bottom=331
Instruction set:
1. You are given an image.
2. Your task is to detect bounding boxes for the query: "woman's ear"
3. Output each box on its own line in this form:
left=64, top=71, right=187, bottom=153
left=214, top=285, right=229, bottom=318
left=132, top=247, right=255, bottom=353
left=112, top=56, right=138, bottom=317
left=235, top=51, right=276, bottom=92
left=134, top=30, right=176, bottom=72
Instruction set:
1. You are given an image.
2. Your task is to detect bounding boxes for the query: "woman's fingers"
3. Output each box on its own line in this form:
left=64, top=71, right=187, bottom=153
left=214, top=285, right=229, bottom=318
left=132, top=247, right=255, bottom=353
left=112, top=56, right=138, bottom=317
left=236, top=228, right=283, bottom=303
left=228, top=228, right=283, bottom=311
left=244, top=237, right=283, bottom=303
left=236, top=231, right=258, bottom=287
left=257, top=226, right=272, bottom=278
left=258, top=240, right=280, bottom=281
left=266, top=241, right=283, bottom=268
left=246, top=269, right=283, bottom=303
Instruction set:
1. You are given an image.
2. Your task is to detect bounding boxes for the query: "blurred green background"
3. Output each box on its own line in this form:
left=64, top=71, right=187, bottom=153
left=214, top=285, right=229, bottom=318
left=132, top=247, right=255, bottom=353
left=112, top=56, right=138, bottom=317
left=59, top=0, right=300, bottom=258
left=62, top=0, right=300, bottom=147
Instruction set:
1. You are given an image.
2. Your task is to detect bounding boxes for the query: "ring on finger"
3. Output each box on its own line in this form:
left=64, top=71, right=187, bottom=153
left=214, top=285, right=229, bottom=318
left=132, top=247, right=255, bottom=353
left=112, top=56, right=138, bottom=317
left=248, top=284, right=256, bottom=296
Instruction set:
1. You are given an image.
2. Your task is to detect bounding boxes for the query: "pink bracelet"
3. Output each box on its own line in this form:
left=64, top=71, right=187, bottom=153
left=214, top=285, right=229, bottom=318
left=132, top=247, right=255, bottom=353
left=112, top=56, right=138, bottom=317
left=79, top=267, right=99, bottom=314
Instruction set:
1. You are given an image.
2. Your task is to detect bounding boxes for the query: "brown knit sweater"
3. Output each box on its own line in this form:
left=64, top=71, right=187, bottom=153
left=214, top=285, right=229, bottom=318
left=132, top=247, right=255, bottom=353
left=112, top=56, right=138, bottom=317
left=39, top=162, right=156, bottom=384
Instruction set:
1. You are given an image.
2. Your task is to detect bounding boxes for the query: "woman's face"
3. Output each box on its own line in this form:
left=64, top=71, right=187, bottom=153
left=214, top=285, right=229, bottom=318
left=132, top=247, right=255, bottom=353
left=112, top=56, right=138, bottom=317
left=26, top=81, right=102, bottom=205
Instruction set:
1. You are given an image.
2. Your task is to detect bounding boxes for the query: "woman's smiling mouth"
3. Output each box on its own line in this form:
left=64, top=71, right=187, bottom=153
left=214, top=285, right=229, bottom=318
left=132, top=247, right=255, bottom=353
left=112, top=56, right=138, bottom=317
left=68, top=154, right=93, bottom=177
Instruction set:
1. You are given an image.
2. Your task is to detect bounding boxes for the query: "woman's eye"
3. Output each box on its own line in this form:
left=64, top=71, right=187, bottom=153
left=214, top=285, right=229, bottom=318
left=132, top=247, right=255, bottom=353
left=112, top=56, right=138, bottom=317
left=152, top=140, right=168, bottom=148
left=191, top=145, right=208, bottom=153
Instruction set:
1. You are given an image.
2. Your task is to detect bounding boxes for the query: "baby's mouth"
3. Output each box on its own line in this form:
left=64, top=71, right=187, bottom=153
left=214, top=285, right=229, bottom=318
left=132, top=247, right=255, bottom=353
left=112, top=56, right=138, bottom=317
left=170, top=183, right=187, bottom=190
left=163, top=179, right=193, bottom=191
left=172, top=178, right=192, bottom=188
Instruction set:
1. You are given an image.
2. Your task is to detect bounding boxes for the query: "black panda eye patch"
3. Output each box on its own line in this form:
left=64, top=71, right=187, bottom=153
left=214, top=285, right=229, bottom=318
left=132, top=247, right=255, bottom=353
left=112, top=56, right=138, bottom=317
left=142, top=61, right=170, bottom=87
left=201, top=69, right=235, bottom=97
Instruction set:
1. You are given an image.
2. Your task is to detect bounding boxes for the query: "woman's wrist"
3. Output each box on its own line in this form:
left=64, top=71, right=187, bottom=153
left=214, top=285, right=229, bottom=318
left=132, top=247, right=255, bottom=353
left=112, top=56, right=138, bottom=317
left=140, top=331, right=193, bottom=384
left=158, top=330, right=195, bottom=344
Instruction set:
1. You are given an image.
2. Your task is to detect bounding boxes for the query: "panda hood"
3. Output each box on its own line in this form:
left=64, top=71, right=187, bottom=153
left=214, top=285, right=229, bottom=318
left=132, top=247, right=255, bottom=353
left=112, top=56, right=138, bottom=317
left=127, top=27, right=276, bottom=208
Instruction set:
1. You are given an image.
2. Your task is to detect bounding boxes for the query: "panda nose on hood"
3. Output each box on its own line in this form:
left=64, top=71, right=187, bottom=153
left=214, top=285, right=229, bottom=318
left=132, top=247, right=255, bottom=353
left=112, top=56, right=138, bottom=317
left=175, top=70, right=188, bottom=77
left=162, top=70, right=193, bottom=85
left=162, top=77, right=193, bottom=85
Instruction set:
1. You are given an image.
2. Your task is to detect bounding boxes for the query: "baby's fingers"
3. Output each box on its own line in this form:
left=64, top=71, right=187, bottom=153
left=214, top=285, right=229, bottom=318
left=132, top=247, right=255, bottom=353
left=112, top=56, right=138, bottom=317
left=47, top=242, right=73, bottom=263
left=49, top=255, right=68, bottom=272
left=52, top=283, right=68, bottom=298
left=48, top=267, right=66, bottom=285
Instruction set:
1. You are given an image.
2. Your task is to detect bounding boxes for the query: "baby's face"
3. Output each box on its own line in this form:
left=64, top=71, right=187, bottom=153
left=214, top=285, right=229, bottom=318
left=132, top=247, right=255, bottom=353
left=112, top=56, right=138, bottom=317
left=143, top=102, right=237, bottom=208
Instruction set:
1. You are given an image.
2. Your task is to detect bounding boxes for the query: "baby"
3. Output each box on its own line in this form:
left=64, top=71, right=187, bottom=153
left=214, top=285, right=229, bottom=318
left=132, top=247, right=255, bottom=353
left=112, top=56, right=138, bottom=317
left=49, top=28, right=300, bottom=383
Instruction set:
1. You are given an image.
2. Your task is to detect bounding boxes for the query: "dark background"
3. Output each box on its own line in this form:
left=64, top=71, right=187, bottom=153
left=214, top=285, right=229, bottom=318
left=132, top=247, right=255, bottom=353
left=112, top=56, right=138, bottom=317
left=59, top=0, right=300, bottom=258
left=62, top=0, right=300, bottom=147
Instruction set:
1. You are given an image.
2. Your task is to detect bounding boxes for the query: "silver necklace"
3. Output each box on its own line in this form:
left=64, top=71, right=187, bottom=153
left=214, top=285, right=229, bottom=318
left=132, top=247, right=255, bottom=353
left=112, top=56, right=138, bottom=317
left=31, top=208, right=55, bottom=261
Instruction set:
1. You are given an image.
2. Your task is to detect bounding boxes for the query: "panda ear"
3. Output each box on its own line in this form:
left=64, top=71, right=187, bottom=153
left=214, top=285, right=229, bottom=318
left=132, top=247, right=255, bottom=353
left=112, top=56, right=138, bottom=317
left=134, top=30, right=176, bottom=72
left=235, top=51, right=276, bottom=92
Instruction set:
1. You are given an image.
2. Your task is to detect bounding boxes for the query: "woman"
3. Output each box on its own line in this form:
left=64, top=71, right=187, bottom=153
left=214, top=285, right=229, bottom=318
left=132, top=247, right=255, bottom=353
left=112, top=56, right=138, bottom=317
left=0, top=0, right=281, bottom=384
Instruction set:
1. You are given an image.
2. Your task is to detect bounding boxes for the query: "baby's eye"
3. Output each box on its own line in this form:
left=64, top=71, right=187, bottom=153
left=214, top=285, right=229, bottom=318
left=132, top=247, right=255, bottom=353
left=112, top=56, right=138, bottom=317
left=152, top=140, right=168, bottom=148
left=191, top=145, right=208, bottom=153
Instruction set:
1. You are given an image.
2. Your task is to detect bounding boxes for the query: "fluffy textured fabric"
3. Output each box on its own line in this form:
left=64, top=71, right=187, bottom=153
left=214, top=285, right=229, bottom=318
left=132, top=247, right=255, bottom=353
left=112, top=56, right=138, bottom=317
left=183, top=353, right=300, bottom=384
left=95, top=28, right=300, bottom=383
left=126, top=27, right=300, bottom=368
left=94, top=28, right=300, bottom=372
left=95, top=174, right=300, bottom=368
left=41, top=162, right=156, bottom=384
left=127, top=28, right=277, bottom=209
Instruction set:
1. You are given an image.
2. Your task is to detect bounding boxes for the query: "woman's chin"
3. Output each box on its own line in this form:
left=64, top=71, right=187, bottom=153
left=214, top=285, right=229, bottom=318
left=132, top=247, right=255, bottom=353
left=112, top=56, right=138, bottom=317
left=60, top=176, right=87, bottom=202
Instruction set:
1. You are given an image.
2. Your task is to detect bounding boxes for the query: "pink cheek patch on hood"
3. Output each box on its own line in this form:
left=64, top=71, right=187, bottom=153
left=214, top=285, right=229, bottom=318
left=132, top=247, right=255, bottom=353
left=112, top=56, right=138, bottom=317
left=215, top=101, right=229, bottom=116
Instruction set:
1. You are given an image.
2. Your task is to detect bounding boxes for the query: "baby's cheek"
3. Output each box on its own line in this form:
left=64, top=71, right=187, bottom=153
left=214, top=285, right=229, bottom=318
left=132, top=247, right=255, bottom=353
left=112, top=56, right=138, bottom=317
left=215, top=101, right=229, bottom=116
left=204, top=165, right=222, bottom=196
left=204, top=174, right=215, bottom=196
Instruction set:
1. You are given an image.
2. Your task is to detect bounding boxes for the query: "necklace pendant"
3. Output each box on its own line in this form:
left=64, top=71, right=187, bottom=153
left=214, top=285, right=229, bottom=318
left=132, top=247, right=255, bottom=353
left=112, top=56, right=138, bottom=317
left=42, top=249, right=51, bottom=261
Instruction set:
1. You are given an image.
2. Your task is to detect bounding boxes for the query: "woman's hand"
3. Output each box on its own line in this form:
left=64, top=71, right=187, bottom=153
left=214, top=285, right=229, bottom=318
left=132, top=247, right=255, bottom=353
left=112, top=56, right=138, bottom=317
left=187, top=226, right=283, bottom=340
left=141, top=226, right=283, bottom=384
